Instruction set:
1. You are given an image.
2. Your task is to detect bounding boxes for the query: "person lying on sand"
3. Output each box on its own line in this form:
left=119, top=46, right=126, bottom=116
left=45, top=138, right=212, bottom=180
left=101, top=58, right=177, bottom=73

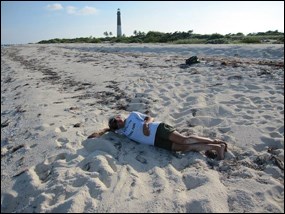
left=88, top=111, right=227, bottom=160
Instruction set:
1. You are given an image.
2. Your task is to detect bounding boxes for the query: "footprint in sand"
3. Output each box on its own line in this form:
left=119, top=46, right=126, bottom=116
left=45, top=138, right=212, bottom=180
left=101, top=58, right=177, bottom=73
left=182, top=171, right=209, bottom=190
left=188, top=117, right=223, bottom=127
left=35, top=123, right=50, bottom=131
left=218, top=127, right=231, bottom=133
left=55, top=137, right=69, bottom=147
left=135, top=154, right=147, bottom=164
left=33, top=153, right=74, bottom=183
left=55, top=125, right=68, bottom=133
left=79, top=152, right=117, bottom=188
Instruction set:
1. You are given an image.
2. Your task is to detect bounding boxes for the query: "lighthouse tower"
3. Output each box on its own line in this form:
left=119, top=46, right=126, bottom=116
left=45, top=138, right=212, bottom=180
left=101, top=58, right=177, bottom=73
left=117, top=8, right=122, bottom=37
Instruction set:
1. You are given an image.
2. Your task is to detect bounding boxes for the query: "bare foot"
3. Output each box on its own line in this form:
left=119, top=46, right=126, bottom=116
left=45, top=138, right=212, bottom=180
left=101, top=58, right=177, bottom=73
left=216, top=144, right=226, bottom=160
left=213, top=139, right=228, bottom=152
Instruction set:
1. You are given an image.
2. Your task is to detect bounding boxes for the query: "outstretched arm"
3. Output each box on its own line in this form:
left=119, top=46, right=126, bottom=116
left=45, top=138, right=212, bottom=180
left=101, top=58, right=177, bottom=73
left=87, top=128, right=111, bottom=139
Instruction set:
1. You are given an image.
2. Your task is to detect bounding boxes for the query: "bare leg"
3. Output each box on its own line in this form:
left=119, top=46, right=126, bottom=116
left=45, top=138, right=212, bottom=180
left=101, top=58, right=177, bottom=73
left=169, top=131, right=227, bottom=151
left=172, top=142, right=225, bottom=160
left=169, top=131, right=215, bottom=144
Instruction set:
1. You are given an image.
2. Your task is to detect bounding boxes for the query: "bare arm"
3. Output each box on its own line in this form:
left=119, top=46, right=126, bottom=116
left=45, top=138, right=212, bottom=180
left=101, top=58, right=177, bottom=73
left=87, top=128, right=111, bottom=139
left=142, top=116, right=154, bottom=136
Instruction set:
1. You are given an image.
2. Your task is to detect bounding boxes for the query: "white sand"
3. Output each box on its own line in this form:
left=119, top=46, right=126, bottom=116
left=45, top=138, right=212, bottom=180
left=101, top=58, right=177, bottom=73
left=1, top=43, right=284, bottom=213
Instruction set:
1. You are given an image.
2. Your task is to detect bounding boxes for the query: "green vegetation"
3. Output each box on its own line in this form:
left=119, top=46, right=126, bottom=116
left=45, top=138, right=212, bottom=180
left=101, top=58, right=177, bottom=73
left=38, top=30, right=284, bottom=44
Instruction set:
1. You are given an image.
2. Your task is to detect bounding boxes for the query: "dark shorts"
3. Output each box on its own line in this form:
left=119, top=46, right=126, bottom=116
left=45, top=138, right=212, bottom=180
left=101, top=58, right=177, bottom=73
left=154, top=123, right=176, bottom=151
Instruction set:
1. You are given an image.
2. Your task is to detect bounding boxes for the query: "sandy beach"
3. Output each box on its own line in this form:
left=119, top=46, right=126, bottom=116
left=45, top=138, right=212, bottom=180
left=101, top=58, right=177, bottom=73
left=1, top=43, right=284, bottom=213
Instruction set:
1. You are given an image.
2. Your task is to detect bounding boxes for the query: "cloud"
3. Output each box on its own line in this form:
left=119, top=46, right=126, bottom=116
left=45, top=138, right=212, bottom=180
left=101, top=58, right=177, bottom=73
left=79, top=6, right=98, bottom=15
left=66, top=6, right=77, bottom=14
left=46, top=3, right=98, bottom=15
left=46, top=4, right=98, bottom=15
left=46, top=3, right=63, bottom=11
left=66, top=5, right=98, bottom=15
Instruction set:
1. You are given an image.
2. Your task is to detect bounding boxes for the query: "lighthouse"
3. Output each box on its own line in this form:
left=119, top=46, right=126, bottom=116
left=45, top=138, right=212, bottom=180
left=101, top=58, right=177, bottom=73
left=117, top=8, right=122, bottom=37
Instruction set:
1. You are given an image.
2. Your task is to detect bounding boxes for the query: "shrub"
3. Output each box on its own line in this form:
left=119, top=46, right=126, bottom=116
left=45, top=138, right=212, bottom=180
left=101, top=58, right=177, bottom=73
left=206, top=38, right=229, bottom=44
left=241, top=37, right=261, bottom=43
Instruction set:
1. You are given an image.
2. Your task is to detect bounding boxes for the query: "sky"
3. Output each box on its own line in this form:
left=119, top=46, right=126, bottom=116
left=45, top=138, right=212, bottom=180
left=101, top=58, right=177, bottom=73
left=1, top=1, right=284, bottom=44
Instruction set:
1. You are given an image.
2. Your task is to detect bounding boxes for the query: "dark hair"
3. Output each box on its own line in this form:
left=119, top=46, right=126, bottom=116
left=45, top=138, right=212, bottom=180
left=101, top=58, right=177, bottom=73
left=108, top=117, right=118, bottom=130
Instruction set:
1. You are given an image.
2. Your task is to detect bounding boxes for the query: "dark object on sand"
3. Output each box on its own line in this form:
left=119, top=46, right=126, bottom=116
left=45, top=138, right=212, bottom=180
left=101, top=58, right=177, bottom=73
left=185, top=56, right=200, bottom=65
left=205, top=150, right=218, bottom=159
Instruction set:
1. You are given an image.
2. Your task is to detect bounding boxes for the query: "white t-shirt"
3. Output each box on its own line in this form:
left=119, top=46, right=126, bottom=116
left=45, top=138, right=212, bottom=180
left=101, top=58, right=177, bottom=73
left=116, top=111, right=161, bottom=145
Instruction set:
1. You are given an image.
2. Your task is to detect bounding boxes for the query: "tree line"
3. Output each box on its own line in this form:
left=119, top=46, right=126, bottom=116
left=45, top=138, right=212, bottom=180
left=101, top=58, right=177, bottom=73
left=38, top=30, right=284, bottom=44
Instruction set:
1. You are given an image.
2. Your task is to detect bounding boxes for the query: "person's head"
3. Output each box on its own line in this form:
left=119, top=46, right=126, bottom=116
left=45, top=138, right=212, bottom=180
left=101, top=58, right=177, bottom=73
left=108, top=115, right=125, bottom=131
